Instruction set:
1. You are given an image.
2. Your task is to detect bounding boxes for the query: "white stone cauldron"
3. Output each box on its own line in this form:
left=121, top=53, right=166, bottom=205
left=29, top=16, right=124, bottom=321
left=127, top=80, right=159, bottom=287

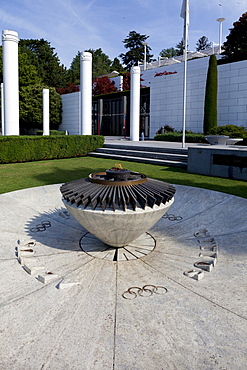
left=60, top=168, right=175, bottom=247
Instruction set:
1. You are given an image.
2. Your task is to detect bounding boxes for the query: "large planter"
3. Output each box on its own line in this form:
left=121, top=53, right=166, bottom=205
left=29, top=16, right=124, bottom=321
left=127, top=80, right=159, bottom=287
left=205, top=135, right=229, bottom=145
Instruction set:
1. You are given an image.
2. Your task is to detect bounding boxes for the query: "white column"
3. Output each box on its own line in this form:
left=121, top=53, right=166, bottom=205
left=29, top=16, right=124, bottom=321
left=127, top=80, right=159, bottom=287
left=2, top=30, right=19, bottom=135
left=1, top=83, right=4, bottom=135
left=80, top=51, right=92, bottom=135
left=130, top=66, right=140, bottom=141
left=43, top=89, right=50, bottom=135
left=2, top=30, right=20, bottom=135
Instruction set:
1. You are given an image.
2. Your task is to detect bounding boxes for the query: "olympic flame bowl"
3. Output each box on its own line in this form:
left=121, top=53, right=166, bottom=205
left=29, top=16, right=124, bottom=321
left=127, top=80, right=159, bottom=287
left=60, top=169, right=176, bottom=248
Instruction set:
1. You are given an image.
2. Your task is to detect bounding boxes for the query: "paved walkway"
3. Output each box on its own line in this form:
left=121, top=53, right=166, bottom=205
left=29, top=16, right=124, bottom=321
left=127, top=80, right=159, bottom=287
left=104, top=136, right=200, bottom=149
left=0, top=183, right=246, bottom=369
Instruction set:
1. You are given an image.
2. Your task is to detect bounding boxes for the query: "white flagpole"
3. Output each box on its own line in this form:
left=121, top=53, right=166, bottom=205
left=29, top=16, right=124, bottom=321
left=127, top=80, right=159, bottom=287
left=181, top=0, right=189, bottom=148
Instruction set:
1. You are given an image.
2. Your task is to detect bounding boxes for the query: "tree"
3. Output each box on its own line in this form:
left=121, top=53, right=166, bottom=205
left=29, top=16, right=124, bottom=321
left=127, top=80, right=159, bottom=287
left=159, top=47, right=180, bottom=58
left=122, top=72, right=130, bottom=91
left=19, top=39, right=68, bottom=87
left=0, top=40, right=63, bottom=133
left=19, top=85, right=62, bottom=132
left=68, top=51, right=81, bottom=85
left=19, top=52, right=42, bottom=87
left=85, top=48, right=112, bottom=78
left=222, top=12, right=247, bottom=62
left=119, top=31, right=153, bottom=70
left=92, top=76, right=117, bottom=95
left=69, top=48, right=113, bottom=80
left=196, top=36, right=211, bottom=51
left=203, top=54, right=218, bottom=134
left=175, top=39, right=184, bottom=56
left=56, top=83, right=80, bottom=95
left=111, top=57, right=126, bottom=73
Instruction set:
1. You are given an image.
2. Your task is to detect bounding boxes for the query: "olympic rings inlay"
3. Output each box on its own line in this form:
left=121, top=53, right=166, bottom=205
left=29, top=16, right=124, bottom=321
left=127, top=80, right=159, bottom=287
left=30, top=221, right=51, bottom=233
left=162, top=214, right=183, bottom=221
left=122, top=285, right=168, bottom=300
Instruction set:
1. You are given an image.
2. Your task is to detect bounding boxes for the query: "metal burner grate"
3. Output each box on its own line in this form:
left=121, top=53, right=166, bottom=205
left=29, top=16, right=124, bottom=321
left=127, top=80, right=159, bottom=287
left=60, top=170, right=176, bottom=211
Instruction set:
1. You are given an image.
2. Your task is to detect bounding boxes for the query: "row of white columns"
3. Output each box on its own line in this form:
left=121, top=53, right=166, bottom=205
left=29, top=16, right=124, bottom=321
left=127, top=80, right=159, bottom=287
left=79, top=51, right=141, bottom=140
left=1, top=30, right=141, bottom=141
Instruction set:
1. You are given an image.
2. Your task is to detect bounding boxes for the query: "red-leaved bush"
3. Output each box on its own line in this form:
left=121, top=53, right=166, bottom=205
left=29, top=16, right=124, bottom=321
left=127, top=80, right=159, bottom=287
left=92, top=76, right=117, bottom=95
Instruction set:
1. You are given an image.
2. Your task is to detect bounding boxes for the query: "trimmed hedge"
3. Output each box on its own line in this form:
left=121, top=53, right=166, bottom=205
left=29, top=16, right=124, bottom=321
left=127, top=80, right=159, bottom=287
left=0, top=135, right=104, bottom=164
left=36, top=130, right=68, bottom=136
left=154, top=133, right=207, bottom=143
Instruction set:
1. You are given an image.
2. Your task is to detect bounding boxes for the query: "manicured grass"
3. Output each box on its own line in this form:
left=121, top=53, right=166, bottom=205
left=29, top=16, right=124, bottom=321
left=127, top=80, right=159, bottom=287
left=0, top=156, right=246, bottom=198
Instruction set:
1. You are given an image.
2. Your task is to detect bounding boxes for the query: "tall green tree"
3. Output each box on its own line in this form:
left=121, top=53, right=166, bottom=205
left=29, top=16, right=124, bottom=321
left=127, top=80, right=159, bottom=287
left=159, top=47, right=180, bottom=58
left=119, top=31, right=153, bottom=70
left=203, top=54, right=218, bottom=134
left=0, top=41, right=62, bottom=133
left=86, top=48, right=112, bottom=78
left=111, top=57, right=126, bottom=73
left=222, top=12, right=247, bottom=62
left=68, top=51, right=81, bottom=85
left=196, top=36, right=211, bottom=51
left=19, top=85, right=62, bottom=132
left=175, top=39, right=184, bottom=56
left=19, top=52, right=42, bottom=87
left=68, top=48, right=113, bottom=81
left=19, top=39, right=68, bottom=87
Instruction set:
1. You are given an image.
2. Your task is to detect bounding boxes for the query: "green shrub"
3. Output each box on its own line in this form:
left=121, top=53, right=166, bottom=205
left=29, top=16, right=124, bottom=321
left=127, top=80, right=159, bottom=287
left=208, top=124, right=247, bottom=138
left=203, top=54, right=218, bottom=134
left=0, top=135, right=104, bottom=164
left=154, top=133, right=207, bottom=143
left=36, top=130, right=67, bottom=136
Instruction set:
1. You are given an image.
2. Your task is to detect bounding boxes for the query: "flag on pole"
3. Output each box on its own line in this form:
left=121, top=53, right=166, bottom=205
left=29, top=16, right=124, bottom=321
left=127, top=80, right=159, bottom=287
left=180, top=0, right=189, bottom=26
left=180, top=0, right=189, bottom=148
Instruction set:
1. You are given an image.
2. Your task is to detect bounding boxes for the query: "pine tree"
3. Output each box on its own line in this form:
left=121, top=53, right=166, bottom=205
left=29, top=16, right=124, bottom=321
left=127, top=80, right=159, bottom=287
left=196, top=36, right=211, bottom=51
left=120, top=31, right=153, bottom=70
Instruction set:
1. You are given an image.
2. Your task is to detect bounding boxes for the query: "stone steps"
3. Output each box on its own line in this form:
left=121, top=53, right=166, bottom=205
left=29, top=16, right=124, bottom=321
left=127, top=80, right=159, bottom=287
left=88, top=144, right=188, bottom=168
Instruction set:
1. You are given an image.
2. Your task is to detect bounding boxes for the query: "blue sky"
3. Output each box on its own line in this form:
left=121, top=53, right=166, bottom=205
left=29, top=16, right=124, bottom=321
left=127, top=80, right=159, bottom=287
left=0, top=0, right=246, bottom=68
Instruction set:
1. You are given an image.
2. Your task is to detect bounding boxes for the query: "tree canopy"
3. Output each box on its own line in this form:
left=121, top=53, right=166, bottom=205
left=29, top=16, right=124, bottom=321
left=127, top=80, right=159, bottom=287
left=196, top=36, right=211, bottom=51
left=119, top=31, right=153, bottom=70
left=19, top=85, right=62, bottom=132
left=222, top=12, right=247, bottom=62
left=19, top=39, right=68, bottom=88
left=68, top=51, right=81, bottom=85
left=159, top=47, right=180, bottom=58
left=68, top=48, right=121, bottom=82
left=175, top=39, right=184, bottom=56
left=86, top=48, right=113, bottom=78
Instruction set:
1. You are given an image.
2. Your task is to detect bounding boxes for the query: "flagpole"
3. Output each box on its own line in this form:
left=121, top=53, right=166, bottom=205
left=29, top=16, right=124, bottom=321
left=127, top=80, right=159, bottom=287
left=181, top=0, right=189, bottom=148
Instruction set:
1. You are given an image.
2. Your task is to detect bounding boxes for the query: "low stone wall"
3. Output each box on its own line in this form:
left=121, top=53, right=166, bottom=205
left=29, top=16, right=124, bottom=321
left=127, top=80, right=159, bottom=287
left=187, top=146, right=247, bottom=181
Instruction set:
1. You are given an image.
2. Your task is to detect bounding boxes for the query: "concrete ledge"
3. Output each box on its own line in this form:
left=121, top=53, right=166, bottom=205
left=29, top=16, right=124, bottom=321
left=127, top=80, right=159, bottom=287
left=188, top=146, right=247, bottom=180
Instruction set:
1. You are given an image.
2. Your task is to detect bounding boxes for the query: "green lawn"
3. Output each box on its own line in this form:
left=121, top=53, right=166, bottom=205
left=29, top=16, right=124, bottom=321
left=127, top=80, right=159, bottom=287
left=0, top=156, right=246, bottom=198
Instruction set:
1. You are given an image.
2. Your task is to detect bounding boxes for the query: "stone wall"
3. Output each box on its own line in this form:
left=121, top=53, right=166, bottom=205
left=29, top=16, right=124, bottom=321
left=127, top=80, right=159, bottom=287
left=59, top=91, right=81, bottom=135
left=147, top=57, right=247, bottom=137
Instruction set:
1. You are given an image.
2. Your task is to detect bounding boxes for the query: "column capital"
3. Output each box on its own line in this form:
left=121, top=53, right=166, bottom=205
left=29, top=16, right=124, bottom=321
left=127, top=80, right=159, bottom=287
left=131, top=66, right=140, bottom=74
left=80, top=51, right=92, bottom=62
left=2, top=30, right=19, bottom=43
